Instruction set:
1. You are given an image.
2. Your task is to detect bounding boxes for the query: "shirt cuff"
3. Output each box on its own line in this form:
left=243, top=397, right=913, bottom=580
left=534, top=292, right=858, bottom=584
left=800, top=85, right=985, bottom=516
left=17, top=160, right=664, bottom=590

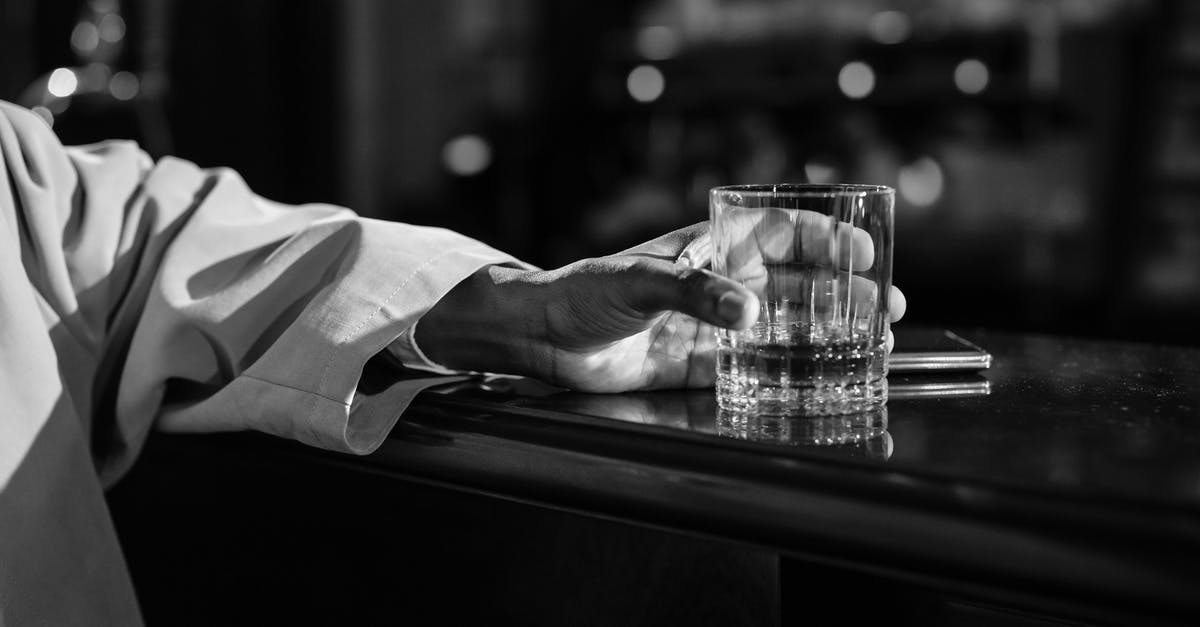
left=386, top=319, right=465, bottom=376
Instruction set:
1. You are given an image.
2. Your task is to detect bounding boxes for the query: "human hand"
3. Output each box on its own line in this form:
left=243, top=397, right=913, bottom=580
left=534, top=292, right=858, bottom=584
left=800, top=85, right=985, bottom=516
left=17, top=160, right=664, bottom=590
left=705, top=207, right=901, bottom=339
left=416, top=222, right=906, bottom=393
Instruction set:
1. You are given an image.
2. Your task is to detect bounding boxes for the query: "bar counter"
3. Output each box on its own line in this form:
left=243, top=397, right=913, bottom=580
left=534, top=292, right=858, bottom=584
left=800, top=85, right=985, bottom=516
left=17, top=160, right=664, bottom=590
left=108, top=328, right=1200, bottom=626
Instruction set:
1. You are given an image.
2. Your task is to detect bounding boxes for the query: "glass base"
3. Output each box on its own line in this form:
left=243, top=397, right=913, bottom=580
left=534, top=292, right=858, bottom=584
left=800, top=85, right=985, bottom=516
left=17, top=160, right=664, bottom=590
left=716, top=375, right=888, bottom=417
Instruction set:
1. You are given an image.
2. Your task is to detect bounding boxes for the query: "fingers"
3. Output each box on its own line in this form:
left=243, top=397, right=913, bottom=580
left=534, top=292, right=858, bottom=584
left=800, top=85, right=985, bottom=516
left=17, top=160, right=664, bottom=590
left=676, top=230, right=712, bottom=269
left=614, top=221, right=903, bottom=333
left=622, top=258, right=760, bottom=330
left=619, top=222, right=710, bottom=260
left=719, top=208, right=790, bottom=273
left=889, top=286, right=907, bottom=323
left=752, top=270, right=903, bottom=339
left=793, top=211, right=874, bottom=270
left=719, top=207, right=875, bottom=271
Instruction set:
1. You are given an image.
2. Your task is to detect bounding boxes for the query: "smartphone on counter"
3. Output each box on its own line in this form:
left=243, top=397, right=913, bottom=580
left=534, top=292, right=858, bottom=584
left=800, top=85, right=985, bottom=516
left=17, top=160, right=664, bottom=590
left=889, top=328, right=992, bottom=373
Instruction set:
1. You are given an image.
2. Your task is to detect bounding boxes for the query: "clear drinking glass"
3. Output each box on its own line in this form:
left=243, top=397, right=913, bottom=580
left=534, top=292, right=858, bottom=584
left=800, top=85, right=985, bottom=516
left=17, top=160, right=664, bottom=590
left=710, top=184, right=894, bottom=416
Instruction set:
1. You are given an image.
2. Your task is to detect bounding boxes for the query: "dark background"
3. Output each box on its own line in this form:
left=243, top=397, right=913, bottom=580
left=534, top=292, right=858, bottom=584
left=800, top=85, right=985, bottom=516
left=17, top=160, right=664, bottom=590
left=3, top=0, right=1198, bottom=345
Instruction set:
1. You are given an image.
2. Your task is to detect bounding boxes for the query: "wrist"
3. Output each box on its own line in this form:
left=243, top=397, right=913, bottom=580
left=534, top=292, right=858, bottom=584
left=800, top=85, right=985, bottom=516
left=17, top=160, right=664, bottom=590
left=413, top=264, right=545, bottom=376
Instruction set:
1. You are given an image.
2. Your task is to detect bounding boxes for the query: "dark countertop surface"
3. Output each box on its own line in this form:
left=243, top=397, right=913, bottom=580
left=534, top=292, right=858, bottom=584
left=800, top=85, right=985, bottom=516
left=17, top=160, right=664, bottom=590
left=153, top=326, right=1200, bottom=624
left=889, top=330, right=1200, bottom=509
left=366, top=327, right=1200, bottom=624
left=470, top=327, right=1200, bottom=511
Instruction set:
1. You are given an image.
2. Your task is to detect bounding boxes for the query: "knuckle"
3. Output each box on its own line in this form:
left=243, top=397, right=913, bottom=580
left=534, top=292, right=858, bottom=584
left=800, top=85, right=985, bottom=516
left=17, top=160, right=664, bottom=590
left=622, top=256, right=656, bottom=276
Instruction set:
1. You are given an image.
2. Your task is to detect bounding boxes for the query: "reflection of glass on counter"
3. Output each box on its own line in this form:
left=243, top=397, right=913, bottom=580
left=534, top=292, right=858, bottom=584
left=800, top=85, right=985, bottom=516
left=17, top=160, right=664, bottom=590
left=716, top=408, right=891, bottom=460
left=424, top=372, right=999, bottom=465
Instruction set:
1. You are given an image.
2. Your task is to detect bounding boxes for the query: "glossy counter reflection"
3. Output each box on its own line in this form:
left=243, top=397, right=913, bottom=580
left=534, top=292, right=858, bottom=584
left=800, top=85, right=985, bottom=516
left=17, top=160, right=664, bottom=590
left=388, top=329, right=1200, bottom=624
left=716, top=409, right=892, bottom=460
left=431, top=374, right=991, bottom=463
left=425, top=328, right=1200, bottom=507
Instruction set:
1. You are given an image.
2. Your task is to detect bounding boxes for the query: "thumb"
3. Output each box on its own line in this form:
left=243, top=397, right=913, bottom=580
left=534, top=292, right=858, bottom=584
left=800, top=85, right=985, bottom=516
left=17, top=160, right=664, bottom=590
left=621, top=258, right=759, bottom=330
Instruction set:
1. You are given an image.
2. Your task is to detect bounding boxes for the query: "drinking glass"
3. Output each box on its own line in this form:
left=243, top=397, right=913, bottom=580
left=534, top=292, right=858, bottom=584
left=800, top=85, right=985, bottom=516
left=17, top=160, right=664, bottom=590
left=710, top=184, right=894, bottom=416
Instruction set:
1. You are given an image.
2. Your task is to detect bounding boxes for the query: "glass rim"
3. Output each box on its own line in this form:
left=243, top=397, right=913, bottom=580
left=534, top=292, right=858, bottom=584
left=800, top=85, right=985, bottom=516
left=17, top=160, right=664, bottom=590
left=711, top=183, right=894, bottom=197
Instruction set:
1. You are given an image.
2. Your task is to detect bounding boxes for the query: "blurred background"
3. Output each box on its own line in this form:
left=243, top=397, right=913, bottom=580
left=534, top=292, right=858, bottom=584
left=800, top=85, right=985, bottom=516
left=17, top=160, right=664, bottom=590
left=3, top=0, right=1198, bottom=345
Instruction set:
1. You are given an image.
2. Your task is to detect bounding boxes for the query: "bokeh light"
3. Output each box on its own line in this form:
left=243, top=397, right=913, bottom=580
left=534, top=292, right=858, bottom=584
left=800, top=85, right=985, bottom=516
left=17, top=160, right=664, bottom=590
left=868, top=11, right=912, bottom=45
left=47, top=68, right=79, bottom=98
left=838, top=61, right=875, bottom=100
left=80, top=63, right=111, bottom=91
left=71, top=22, right=100, bottom=54
left=898, top=156, right=945, bottom=208
left=627, top=64, right=665, bottom=103
left=636, top=26, right=681, bottom=60
left=99, top=14, right=126, bottom=43
left=110, top=71, right=139, bottom=100
left=30, top=106, right=53, bottom=127
left=954, top=59, right=990, bottom=94
left=442, top=134, right=493, bottom=176
left=803, top=161, right=838, bottom=184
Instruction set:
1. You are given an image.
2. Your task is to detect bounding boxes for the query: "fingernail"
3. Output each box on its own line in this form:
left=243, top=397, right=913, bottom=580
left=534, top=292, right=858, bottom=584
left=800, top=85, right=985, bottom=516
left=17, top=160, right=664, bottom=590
left=717, top=292, right=748, bottom=324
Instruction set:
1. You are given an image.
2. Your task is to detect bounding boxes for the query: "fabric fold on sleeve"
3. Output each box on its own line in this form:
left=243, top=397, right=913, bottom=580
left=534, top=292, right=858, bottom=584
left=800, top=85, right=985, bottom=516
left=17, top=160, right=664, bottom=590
left=144, top=212, right=524, bottom=456
left=3, top=98, right=533, bottom=478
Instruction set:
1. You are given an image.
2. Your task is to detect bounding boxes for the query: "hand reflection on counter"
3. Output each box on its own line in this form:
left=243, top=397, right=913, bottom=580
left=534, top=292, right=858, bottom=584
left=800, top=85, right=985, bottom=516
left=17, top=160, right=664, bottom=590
left=432, top=373, right=994, bottom=464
